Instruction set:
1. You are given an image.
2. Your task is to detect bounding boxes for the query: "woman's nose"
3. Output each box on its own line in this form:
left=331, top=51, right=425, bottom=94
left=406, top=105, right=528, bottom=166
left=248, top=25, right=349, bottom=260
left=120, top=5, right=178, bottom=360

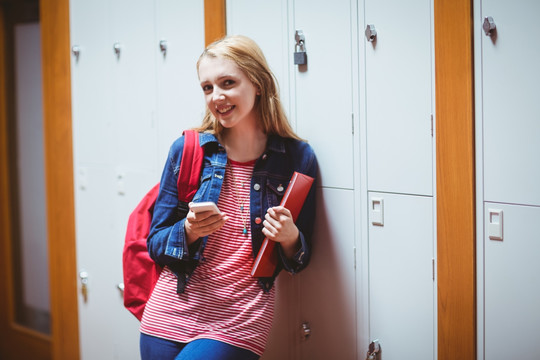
left=213, top=88, right=225, bottom=102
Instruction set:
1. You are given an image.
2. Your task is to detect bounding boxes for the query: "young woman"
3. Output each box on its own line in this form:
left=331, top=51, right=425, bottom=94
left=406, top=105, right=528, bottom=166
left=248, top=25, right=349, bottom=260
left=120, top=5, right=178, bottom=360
left=140, top=35, right=318, bottom=360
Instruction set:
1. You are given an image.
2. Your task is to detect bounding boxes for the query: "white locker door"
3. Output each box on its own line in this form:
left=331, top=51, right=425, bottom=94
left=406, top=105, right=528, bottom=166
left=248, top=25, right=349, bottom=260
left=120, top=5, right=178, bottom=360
left=155, top=0, right=205, bottom=161
left=110, top=0, right=158, bottom=171
left=365, top=0, right=433, bottom=196
left=108, top=5, right=159, bottom=355
left=368, top=192, right=434, bottom=359
left=70, top=1, right=141, bottom=359
left=71, top=0, right=159, bottom=358
left=226, top=2, right=358, bottom=359
left=484, top=203, right=540, bottom=359
left=225, top=4, right=299, bottom=357
left=293, top=0, right=355, bottom=190
left=481, top=0, right=540, bottom=207
left=226, top=0, right=291, bottom=119
left=70, top=0, right=114, bottom=166
left=296, top=189, right=357, bottom=360
left=292, top=0, right=357, bottom=358
left=75, top=166, right=134, bottom=360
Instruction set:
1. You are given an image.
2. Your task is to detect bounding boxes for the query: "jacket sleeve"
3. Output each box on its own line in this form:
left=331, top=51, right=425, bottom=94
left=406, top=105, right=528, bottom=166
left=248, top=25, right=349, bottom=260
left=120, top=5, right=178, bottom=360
left=146, top=137, right=199, bottom=267
left=278, top=142, right=319, bottom=274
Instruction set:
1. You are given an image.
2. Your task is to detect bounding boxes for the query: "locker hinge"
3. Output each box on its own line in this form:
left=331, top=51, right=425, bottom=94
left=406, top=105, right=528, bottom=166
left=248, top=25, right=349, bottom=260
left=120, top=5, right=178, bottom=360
left=430, top=114, right=433, bottom=137
left=432, top=258, right=435, bottom=281
left=352, top=113, right=354, bottom=134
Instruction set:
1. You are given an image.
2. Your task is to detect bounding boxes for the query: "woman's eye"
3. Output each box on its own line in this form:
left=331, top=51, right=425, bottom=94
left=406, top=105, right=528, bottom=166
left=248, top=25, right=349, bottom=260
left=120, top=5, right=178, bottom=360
left=202, top=84, right=212, bottom=92
left=223, top=79, right=235, bottom=87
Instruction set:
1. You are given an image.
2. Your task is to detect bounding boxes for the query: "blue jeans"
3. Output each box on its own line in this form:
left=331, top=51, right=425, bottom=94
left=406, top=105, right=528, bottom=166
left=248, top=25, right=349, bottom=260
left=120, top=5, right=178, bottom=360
left=140, top=333, right=260, bottom=360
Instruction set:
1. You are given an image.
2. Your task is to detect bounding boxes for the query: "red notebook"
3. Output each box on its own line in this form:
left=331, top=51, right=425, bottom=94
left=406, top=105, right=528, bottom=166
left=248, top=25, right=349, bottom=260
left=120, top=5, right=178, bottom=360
left=251, top=172, right=314, bottom=277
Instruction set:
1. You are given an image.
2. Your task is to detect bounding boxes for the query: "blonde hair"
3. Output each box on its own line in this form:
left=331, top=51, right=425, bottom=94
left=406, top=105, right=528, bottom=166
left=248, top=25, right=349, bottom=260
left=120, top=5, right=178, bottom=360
left=195, top=35, right=300, bottom=140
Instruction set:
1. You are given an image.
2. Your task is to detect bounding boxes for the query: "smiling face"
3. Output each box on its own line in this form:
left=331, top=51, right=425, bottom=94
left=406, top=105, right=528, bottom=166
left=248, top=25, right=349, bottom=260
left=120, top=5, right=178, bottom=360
left=198, top=56, right=260, bottom=131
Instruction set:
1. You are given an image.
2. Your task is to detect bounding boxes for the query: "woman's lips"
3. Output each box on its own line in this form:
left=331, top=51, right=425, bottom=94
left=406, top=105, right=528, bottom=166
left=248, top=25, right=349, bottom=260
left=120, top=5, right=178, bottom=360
left=217, top=105, right=234, bottom=115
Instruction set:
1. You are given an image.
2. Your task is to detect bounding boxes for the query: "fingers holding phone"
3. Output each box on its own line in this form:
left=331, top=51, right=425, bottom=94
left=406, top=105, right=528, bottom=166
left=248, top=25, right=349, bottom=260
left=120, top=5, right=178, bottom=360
left=185, top=202, right=228, bottom=243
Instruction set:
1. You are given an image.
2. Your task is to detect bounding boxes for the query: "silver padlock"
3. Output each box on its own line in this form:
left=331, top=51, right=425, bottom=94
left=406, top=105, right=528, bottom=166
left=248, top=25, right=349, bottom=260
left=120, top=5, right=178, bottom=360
left=294, top=42, right=307, bottom=65
left=294, top=30, right=307, bottom=66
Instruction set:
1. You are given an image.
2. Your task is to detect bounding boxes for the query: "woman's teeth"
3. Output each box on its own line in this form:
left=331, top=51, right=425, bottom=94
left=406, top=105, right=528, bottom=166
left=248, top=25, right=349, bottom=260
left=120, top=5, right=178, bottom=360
left=217, top=105, right=233, bottom=114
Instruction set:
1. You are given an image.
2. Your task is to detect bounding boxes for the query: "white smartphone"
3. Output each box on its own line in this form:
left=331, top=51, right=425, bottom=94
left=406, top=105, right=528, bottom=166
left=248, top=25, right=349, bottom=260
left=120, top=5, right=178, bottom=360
left=190, top=201, right=220, bottom=215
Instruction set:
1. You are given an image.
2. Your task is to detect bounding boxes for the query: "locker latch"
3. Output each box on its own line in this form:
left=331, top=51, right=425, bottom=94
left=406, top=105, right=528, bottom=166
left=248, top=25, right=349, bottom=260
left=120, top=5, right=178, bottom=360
left=79, top=270, right=89, bottom=303
left=159, top=39, right=168, bottom=55
left=301, top=322, right=311, bottom=340
left=488, top=209, right=503, bottom=241
left=365, top=339, right=381, bottom=360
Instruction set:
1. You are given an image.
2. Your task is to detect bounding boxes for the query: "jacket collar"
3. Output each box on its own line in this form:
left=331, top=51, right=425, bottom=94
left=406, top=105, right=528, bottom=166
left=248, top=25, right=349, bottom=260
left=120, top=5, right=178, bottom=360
left=266, top=135, right=286, bottom=154
left=198, top=132, right=219, bottom=148
left=198, top=132, right=287, bottom=154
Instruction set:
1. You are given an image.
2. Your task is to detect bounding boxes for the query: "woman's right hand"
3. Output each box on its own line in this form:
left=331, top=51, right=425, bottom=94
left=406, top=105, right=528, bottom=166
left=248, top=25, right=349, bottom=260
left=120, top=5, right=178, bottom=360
left=184, top=203, right=228, bottom=244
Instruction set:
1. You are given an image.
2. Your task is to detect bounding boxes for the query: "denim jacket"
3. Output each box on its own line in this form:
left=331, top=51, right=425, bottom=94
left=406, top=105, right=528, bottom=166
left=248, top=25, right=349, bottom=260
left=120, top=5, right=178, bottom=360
left=147, top=132, right=318, bottom=293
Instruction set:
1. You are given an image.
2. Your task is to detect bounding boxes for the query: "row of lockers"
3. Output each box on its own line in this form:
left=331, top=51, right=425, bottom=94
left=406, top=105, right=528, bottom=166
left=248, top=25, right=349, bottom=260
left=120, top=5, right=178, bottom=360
left=227, top=0, right=435, bottom=358
left=71, top=0, right=435, bottom=197
left=70, top=1, right=206, bottom=359
left=69, top=0, right=437, bottom=358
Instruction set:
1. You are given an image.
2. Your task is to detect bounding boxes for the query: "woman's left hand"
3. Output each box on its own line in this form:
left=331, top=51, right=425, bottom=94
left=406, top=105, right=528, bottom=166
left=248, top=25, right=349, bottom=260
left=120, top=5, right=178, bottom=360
left=262, top=206, right=300, bottom=259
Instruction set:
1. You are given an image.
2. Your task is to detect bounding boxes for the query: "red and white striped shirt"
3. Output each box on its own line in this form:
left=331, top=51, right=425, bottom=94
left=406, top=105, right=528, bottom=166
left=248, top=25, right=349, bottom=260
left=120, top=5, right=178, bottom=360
left=140, top=159, right=275, bottom=356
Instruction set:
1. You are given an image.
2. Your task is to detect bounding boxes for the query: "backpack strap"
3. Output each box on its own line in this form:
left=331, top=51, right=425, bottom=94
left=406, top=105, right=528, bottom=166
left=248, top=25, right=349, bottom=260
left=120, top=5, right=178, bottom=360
left=177, top=129, right=204, bottom=204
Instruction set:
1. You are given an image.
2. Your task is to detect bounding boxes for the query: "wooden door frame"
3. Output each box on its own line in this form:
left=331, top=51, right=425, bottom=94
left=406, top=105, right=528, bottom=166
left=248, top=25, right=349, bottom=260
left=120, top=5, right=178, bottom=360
left=40, top=0, right=79, bottom=359
left=204, top=0, right=226, bottom=45
left=435, top=0, right=476, bottom=359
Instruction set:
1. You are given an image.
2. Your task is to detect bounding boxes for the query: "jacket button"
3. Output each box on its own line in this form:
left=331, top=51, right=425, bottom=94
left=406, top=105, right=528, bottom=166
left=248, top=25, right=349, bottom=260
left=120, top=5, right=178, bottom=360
left=255, top=217, right=262, bottom=224
left=253, top=183, right=261, bottom=191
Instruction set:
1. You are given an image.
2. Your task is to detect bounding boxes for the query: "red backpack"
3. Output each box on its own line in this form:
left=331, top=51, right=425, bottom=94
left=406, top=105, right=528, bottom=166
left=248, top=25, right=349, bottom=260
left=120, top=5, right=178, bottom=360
left=122, top=130, right=203, bottom=321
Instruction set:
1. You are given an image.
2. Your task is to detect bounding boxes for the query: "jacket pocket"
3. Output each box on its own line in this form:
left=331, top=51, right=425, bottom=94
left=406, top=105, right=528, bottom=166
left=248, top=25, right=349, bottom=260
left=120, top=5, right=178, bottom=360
left=265, top=177, right=288, bottom=208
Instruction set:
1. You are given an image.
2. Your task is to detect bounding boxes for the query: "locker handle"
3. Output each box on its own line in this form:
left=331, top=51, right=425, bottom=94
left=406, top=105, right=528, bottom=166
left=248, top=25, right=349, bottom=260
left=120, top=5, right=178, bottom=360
left=79, top=271, right=89, bottom=303
left=159, top=40, right=168, bottom=55
left=365, top=24, right=377, bottom=42
left=117, top=282, right=125, bottom=298
left=483, top=16, right=496, bottom=36
left=113, top=42, right=122, bottom=57
left=370, top=197, right=384, bottom=226
left=488, top=209, right=503, bottom=241
left=71, top=45, right=81, bottom=58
